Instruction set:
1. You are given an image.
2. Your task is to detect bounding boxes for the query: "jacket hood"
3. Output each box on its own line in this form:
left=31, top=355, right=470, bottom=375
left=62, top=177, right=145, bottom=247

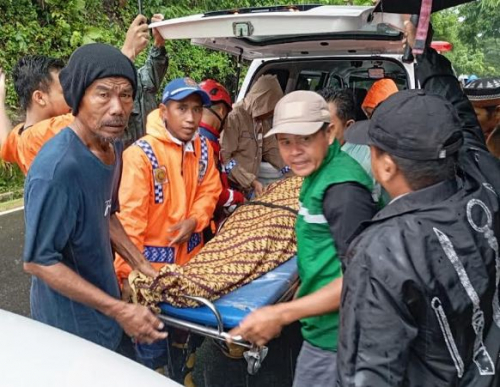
left=242, top=74, right=284, bottom=119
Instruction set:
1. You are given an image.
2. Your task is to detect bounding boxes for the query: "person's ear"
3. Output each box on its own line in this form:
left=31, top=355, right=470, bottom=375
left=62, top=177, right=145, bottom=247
left=159, top=103, right=169, bottom=124
left=32, top=90, right=47, bottom=107
left=371, top=147, right=397, bottom=186
left=325, top=123, right=335, bottom=145
left=345, top=119, right=355, bottom=129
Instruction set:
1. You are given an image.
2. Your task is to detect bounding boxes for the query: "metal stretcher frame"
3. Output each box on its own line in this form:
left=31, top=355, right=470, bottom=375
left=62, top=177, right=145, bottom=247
left=158, top=257, right=299, bottom=374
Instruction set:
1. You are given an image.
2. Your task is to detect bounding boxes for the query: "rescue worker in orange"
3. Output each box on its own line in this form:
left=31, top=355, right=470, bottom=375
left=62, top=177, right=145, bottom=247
left=115, top=77, right=221, bottom=373
left=221, top=74, right=288, bottom=197
left=198, top=79, right=245, bottom=226
left=361, top=78, right=399, bottom=118
left=0, top=14, right=167, bottom=174
left=0, top=56, right=72, bottom=174
left=115, top=77, right=221, bottom=288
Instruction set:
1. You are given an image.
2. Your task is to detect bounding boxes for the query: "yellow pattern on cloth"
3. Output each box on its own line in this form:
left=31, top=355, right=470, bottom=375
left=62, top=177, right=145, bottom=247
left=129, top=176, right=303, bottom=310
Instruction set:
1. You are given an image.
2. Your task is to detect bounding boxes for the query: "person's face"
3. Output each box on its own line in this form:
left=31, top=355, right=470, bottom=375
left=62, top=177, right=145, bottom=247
left=473, top=104, right=500, bottom=139
left=45, top=70, right=71, bottom=117
left=160, top=94, right=203, bottom=142
left=77, top=77, right=134, bottom=141
left=212, top=102, right=230, bottom=132
left=327, top=102, right=355, bottom=145
left=277, top=127, right=332, bottom=177
left=363, top=106, right=375, bottom=119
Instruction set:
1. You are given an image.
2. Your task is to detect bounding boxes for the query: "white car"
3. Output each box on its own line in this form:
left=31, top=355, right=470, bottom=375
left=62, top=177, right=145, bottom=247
left=0, top=310, right=181, bottom=387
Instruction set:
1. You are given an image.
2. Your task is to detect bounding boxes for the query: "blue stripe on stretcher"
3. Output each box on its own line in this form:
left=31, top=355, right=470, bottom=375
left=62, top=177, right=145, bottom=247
left=159, top=256, right=298, bottom=329
left=144, top=246, right=175, bottom=263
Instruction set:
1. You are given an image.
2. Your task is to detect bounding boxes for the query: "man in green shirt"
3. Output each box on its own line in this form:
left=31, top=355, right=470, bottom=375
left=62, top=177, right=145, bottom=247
left=230, top=91, right=377, bottom=386
left=121, top=14, right=169, bottom=147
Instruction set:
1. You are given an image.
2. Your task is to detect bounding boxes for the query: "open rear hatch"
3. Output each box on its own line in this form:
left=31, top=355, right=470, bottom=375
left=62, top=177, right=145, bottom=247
left=151, top=5, right=407, bottom=60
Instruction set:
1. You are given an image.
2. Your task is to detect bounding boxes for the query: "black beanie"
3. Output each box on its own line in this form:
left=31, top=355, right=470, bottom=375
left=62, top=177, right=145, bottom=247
left=59, top=43, right=137, bottom=115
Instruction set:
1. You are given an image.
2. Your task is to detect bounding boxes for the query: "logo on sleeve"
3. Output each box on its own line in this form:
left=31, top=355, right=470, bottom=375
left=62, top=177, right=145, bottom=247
left=104, top=199, right=112, bottom=217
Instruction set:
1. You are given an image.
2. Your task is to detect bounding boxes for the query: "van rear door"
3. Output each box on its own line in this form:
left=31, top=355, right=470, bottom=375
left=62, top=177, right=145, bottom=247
left=151, top=5, right=406, bottom=60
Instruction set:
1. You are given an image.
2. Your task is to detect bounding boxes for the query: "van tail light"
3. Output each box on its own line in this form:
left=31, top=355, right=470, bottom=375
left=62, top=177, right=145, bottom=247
left=431, top=41, right=453, bottom=53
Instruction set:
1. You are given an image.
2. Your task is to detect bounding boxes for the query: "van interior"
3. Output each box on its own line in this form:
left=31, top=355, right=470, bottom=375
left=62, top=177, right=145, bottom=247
left=246, top=57, right=409, bottom=97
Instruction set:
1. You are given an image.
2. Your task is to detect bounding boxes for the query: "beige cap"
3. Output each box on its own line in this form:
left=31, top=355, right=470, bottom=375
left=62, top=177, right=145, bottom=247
left=265, top=90, right=331, bottom=138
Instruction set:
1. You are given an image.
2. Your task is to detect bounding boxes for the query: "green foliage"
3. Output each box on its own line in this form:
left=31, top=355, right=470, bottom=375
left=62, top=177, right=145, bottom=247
left=432, top=1, right=500, bottom=76
left=0, top=159, right=24, bottom=194
left=0, top=0, right=496, bottom=190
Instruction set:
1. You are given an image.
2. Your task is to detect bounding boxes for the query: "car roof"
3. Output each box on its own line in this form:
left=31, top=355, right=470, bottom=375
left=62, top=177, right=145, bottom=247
left=0, top=310, right=181, bottom=387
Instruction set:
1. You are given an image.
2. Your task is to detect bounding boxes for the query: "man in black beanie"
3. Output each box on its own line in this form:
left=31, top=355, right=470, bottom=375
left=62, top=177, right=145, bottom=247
left=22, top=43, right=168, bottom=352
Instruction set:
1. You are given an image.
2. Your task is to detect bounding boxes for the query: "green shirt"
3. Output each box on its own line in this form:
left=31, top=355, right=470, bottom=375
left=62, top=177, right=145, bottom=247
left=124, top=46, right=169, bottom=147
left=296, top=141, right=372, bottom=351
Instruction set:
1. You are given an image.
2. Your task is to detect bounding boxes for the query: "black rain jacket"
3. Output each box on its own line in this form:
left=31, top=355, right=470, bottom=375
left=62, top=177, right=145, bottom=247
left=337, top=48, right=500, bottom=387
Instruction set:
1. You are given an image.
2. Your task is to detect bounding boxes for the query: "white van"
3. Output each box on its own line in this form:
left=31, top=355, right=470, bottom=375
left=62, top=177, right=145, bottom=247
left=152, top=4, right=412, bottom=181
left=152, top=5, right=414, bottom=98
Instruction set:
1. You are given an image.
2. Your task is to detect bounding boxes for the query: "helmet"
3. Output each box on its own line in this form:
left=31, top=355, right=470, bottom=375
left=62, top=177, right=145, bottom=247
left=199, top=79, right=233, bottom=111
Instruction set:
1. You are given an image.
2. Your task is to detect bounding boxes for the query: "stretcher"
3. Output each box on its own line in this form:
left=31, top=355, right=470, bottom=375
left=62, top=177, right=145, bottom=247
left=158, top=256, right=299, bottom=374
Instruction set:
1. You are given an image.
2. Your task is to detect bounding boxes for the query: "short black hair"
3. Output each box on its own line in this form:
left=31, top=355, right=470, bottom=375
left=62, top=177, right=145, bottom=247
left=318, top=88, right=356, bottom=123
left=390, top=153, right=458, bottom=191
left=12, top=55, right=65, bottom=111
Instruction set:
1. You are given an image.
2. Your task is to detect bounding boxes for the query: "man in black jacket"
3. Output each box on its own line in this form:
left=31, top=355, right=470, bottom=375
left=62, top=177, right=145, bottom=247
left=337, top=32, right=500, bottom=387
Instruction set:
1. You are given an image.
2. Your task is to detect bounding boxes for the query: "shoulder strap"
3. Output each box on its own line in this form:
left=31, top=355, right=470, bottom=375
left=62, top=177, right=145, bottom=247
left=135, top=140, right=164, bottom=204
left=198, top=136, right=209, bottom=184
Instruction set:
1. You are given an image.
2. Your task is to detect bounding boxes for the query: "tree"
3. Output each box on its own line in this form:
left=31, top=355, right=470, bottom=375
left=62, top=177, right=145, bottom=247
left=432, top=0, right=500, bottom=76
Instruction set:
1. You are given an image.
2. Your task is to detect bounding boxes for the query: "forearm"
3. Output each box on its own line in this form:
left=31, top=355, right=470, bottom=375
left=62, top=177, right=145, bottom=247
left=277, top=277, right=343, bottom=325
left=110, top=214, right=148, bottom=270
left=24, top=261, right=124, bottom=319
left=0, top=93, right=11, bottom=147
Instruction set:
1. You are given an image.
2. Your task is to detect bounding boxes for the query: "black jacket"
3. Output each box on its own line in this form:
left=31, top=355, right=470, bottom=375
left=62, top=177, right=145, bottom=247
left=337, top=49, right=500, bottom=387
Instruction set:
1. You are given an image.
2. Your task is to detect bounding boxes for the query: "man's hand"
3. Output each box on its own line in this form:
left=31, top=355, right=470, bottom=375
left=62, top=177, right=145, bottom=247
left=251, top=180, right=265, bottom=197
left=121, top=15, right=149, bottom=61
left=403, top=18, right=417, bottom=51
left=113, top=302, right=168, bottom=344
left=228, top=305, right=285, bottom=347
left=151, top=14, right=165, bottom=47
left=168, top=218, right=197, bottom=246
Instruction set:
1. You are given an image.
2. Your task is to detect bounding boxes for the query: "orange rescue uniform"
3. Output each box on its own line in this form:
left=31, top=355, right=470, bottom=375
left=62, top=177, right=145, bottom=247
left=114, top=109, right=222, bottom=285
left=0, top=114, right=74, bottom=174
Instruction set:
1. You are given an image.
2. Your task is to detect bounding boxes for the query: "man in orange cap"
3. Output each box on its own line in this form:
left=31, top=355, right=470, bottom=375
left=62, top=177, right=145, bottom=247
left=361, top=78, right=399, bottom=118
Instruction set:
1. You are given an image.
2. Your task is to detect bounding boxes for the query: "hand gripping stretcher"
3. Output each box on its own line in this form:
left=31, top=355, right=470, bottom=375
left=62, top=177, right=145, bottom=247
left=158, top=256, right=299, bottom=374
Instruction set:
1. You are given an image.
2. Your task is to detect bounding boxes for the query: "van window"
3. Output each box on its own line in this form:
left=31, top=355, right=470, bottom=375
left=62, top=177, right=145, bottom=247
left=245, top=58, right=409, bottom=97
left=296, top=71, right=327, bottom=91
